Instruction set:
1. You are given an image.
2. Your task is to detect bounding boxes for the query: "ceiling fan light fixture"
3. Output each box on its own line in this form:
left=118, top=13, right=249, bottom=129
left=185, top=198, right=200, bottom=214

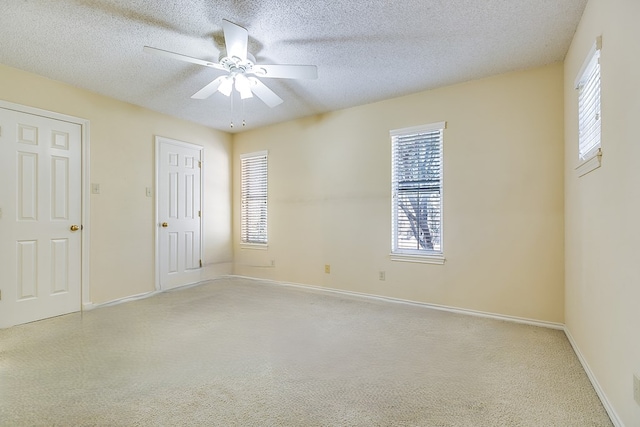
left=235, top=74, right=253, bottom=99
left=218, top=76, right=233, bottom=97
left=239, top=88, right=253, bottom=100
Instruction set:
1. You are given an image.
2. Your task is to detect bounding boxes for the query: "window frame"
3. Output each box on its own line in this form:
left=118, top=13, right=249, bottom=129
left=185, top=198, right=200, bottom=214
left=240, top=150, right=268, bottom=248
left=390, top=121, right=446, bottom=265
left=574, top=37, right=602, bottom=177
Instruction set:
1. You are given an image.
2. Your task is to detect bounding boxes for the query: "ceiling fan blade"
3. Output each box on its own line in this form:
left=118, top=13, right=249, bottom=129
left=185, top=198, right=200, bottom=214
left=143, top=46, right=225, bottom=71
left=253, top=64, right=318, bottom=80
left=249, top=78, right=283, bottom=108
left=222, top=19, right=248, bottom=61
left=191, top=76, right=227, bottom=99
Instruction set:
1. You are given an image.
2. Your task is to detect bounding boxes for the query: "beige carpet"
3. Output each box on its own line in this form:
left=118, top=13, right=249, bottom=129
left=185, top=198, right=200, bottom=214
left=0, top=277, right=612, bottom=426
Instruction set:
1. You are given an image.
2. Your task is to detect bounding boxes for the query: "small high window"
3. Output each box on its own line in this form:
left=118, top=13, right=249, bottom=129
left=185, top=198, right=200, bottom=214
left=575, top=37, right=602, bottom=174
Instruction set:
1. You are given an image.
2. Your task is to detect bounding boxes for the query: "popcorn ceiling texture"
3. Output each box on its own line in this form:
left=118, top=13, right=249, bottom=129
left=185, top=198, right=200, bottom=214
left=0, top=0, right=586, bottom=132
left=0, top=277, right=612, bottom=426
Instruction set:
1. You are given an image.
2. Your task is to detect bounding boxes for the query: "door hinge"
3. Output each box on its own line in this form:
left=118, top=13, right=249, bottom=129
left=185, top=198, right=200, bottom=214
left=199, top=259, right=203, bottom=268
left=198, top=210, right=201, bottom=217
left=198, top=160, right=202, bottom=168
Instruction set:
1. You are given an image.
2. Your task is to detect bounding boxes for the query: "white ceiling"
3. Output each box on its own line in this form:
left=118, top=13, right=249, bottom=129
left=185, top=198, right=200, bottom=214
left=1, top=0, right=587, bottom=133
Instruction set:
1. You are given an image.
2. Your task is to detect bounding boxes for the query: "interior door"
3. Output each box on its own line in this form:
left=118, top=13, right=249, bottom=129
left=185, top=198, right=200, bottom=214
left=157, top=137, right=203, bottom=290
left=0, top=107, right=82, bottom=328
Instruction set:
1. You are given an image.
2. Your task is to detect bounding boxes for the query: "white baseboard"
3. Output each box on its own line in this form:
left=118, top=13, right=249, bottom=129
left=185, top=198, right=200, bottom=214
left=229, top=275, right=564, bottom=330
left=563, top=327, right=624, bottom=427
left=83, top=290, right=161, bottom=311
left=82, top=278, right=218, bottom=311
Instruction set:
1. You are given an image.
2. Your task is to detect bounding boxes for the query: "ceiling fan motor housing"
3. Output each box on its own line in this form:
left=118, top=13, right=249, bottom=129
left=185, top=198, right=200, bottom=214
left=219, top=53, right=263, bottom=76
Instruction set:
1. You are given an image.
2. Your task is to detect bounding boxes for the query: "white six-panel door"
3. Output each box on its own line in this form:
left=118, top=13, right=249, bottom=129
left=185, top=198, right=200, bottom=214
left=157, top=137, right=203, bottom=290
left=0, top=108, right=82, bottom=328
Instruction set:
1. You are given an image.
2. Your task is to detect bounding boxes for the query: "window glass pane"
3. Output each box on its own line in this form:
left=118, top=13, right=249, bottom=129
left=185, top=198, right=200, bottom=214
left=396, top=191, right=441, bottom=252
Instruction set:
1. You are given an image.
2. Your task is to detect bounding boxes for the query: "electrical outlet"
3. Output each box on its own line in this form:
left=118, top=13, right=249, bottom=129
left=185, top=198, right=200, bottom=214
left=634, top=373, right=640, bottom=406
left=379, top=271, right=386, bottom=281
left=324, top=264, right=330, bottom=274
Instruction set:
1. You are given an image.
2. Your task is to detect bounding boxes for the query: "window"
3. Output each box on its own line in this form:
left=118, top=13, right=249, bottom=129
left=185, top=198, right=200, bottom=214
left=240, top=151, right=268, bottom=245
left=391, top=122, right=445, bottom=262
left=575, top=37, right=602, bottom=175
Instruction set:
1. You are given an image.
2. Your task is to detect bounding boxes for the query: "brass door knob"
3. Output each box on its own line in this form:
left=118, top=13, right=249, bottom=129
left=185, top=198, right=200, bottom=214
left=70, top=225, right=80, bottom=231
left=161, top=222, right=168, bottom=228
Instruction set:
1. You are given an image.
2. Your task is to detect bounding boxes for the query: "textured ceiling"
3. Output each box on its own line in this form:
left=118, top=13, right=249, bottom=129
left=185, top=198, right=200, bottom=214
left=1, top=0, right=587, bottom=133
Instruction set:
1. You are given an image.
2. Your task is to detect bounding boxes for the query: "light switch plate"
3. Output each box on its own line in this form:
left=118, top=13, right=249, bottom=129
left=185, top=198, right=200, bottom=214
left=91, top=183, right=100, bottom=194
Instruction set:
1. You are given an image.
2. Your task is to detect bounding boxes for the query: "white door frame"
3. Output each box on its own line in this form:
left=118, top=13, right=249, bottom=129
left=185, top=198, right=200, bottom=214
left=0, top=100, right=91, bottom=309
left=154, top=136, right=204, bottom=291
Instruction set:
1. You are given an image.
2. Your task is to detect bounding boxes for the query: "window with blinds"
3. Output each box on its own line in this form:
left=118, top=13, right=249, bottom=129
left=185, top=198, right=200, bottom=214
left=391, top=122, right=445, bottom=256
left=240, top=151, right=268, bottom=245
left=576, top=39, right=601, bottom=161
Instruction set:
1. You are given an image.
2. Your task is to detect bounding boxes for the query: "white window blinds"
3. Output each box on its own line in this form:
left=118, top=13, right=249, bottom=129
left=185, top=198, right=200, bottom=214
left=391, top=122, right=445, bottom=255
left=240, top=151, right=268, bottom=245
left=576, top=39, right=601, bottom=160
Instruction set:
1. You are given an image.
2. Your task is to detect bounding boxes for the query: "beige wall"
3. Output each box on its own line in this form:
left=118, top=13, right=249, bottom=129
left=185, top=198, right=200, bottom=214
left=564, top=0, right=640, bottom=425
left=233, top=63, right=565, bottom=323
left=0, top=64, right=233, bottom=305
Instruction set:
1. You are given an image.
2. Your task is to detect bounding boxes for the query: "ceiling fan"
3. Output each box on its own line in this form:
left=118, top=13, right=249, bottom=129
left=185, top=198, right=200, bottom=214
left=144, top=19, right=318, bottom=108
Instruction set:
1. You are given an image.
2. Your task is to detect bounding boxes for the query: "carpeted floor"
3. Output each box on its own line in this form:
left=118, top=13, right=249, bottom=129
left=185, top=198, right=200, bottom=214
left=0, top=277, right=612, bottom=426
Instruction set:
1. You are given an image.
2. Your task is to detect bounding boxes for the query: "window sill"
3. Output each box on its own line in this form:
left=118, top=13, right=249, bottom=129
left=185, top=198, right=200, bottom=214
left=240, top=243, right=268, bottom=250
left=576, top=149, right=602, bottom=177
left=390, top=253, right=445, bottom=265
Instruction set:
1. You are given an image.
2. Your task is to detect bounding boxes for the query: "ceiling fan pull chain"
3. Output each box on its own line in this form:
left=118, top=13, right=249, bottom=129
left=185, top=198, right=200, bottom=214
left=242, top=98, right=246, bottom=127
left=230, top=92, right=234, bottom=128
